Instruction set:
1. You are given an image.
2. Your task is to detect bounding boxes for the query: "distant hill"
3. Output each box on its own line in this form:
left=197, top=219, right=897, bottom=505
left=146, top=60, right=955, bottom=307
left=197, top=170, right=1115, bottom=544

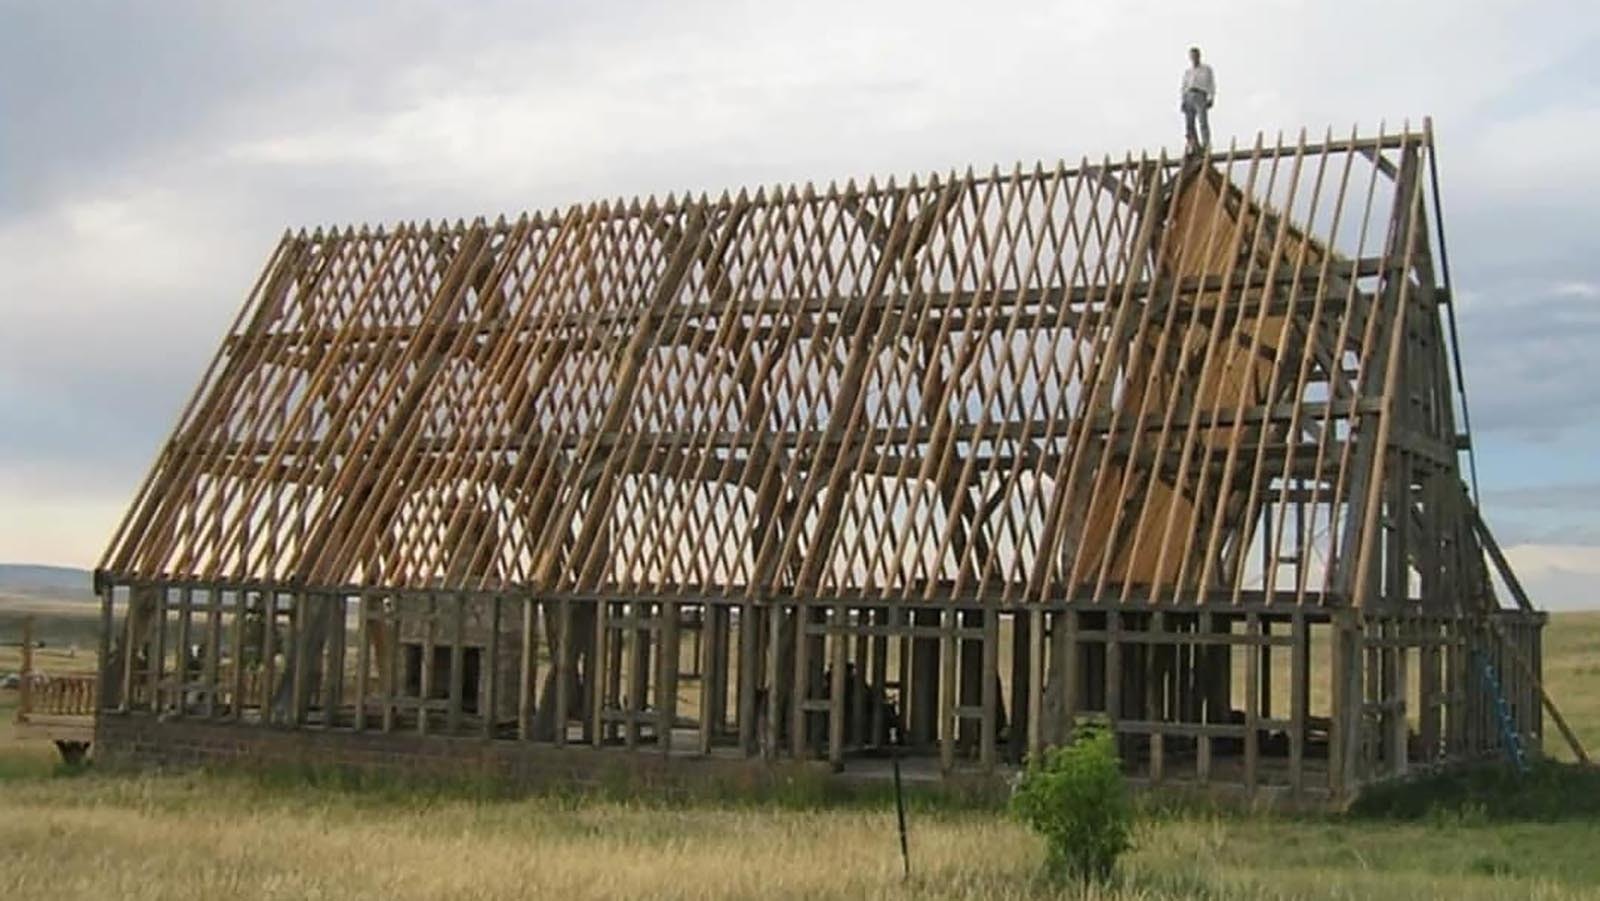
left=0, top=563, right=95, bottom=602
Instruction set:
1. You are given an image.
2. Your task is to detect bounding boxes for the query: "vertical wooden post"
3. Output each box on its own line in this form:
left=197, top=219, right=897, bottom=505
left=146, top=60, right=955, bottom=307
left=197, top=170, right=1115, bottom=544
left=1026, top=607, right=1044, bottom=758
left=324, top=594, right=347, bottom=725
left=519, top=597, right=537, bottom=740
left=260, top=593, right=278, bottom=726
left=418, top=594, right=435, bottom=736
left=939, top=606, right=957, bottom=773
left=702, top=604, right=730, bottom=754
left=554, top=599, right=572, bottom=746
left=1148, top=611, right=1166, bottom=785
left=97, top=586, right=114, bottom=714
left=852, top=609, right=869, bottom=754
left=762, top=603, right=783, bottom=759
left=1289, top=611, right=1308, bottom=797
left=592, top=599, right=608, bottom=748
left=909, top=609, right=940, bottom=746
left=1244, top=612, right=1260, bottom=794
left=174, top=587, right=194, bottom=718
left=1062, top=609, right=1080, bottom=743
left=870, top=607, right=889, bottom=749
left=152, top=587, right=169, bottom=714
left=1419, top=618, right=1439, bottom=764
left=1391, top=621, right=1409, bottom=778
left=1258, top=617, right=1272, bottom=720
left=354, top=595, right=371, bottom=732
left=484, top=595, right=502, bottom=739
left=229, top=591, right=247, bottom=722
left=791, top=602, right=812, bottom=758
left=290, top=592, right=310, bottom=727
left=381, top=599, right=398, bottom=734
left=1329, top=612, right=1361, bottom=801
left=1195, top=613, right=1212, bottom=783
left=659, top=601, right=680, bottom=757
left=447, top=594, right=465, bottom=734
left=119, top=589, right=140, bottom=715
left=828, top=606, right=847, bottom=770
left=980, top=608, right=999, bottom=771
left=737, top=602, right=757, bottom=754
left=1106, top=611, right=1122, bottom=758
left=204, top=588, right=223, bottom=719
left=1008, top=609, right=1029, bottom=763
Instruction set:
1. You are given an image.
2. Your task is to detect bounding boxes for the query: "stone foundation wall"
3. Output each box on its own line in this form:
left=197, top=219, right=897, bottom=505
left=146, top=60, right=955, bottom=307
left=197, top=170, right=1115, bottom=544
left=93, top=714, right=839, bottom=799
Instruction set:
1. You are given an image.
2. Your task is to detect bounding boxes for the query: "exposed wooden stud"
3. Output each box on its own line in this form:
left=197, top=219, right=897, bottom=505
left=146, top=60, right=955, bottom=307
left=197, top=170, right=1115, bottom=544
left=484, top=594, right=502, bottom=739
left=518, top=596, right=536, bottom=740
left=79, top=127, right=1550, bottom=803
left=355, top=595, right=371, bottom=731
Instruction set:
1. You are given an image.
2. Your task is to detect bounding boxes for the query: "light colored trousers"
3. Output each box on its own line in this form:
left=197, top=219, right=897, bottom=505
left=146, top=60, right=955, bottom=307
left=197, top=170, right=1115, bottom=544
left=1182, top=89, right=1211, bottom=148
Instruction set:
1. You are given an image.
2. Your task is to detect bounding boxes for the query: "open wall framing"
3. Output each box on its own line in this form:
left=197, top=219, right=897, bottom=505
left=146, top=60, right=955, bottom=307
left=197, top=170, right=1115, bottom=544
left=95, top=122, right=1545, bottom=804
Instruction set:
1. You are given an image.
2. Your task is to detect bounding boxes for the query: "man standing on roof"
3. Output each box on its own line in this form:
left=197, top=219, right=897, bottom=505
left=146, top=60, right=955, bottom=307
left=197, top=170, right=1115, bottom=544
left=1181, top=46, right=1215, bottom=155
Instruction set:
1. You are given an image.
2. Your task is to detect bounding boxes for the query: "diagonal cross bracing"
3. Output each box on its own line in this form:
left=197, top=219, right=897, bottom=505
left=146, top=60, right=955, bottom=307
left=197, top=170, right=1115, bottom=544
left=102, top=125, right=1501, bottom=614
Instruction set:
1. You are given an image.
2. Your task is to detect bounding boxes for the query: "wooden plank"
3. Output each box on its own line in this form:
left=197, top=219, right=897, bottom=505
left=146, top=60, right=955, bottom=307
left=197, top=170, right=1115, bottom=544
left=419, top=594, right=435, bottom=736
left=980, top=608, right=999, bottom=770
left=519, top=597, right=536, bottom=740
left=381, top=599, right=398, bottom=734
left=97, top=587, right=114, bottom=713
left=554, top=598, right=572, bottom=747
left=828, top=606, right=847, bottom=769
left=1026, top=608, right=1044, bottom=757
left=762, top=604, right=784, bottom=759
left=940, top=607, right=957, bottom=772
left=1195, top=613, right=1213, bottom=783
left=152, top=587, right=169, bottom=714
left=484, top=595, right=502, bottom=740
left=791, top=602, right=811, bottom=758
left=290, top=592, right=310, bottom=727
left=324, top=594, right=346, bottom=725
left=354, top=595, right=371, bottom=731
left=260, top=593, right=276, bottom=726
left=659, top=601, right=680, bottom=757
left=739, top=604, right=758, bottom=755
left=230, top=591, right=247, bottom=721
left=77, top=129, right=1508, bottom=797
left=1244, top=612, right=1259, bottom=793
left=203, top=588, right=223, bottom=719
left=1148, top=611, right=1166, bottom=784
left=592, top=599, right=608, bottom=748
left=446, top=595, right=465, bottom=734
left=1290, top=611, right=1308, bottom=796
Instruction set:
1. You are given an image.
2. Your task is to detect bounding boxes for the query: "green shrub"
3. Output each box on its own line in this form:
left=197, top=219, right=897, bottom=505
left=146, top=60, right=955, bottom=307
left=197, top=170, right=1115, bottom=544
left=1009, top=725, right=1133, bottom=883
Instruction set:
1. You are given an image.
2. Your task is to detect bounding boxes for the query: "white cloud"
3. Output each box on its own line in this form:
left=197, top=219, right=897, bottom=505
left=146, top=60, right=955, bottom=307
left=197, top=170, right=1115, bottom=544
left=3, top=0, right=1600, bottom=568
left=1552, top=280, right=1600, bottom=299
left=1503, top=544, right=1600, bottom=611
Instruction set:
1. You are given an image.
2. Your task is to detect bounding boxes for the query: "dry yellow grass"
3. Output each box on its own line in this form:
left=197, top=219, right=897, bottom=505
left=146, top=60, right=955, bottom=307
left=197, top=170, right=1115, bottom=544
left=1, top=771, right=1598, bottom=900
left=1541, top=611, right=1600, bottom=761
left=0, top=610, right=1595, bottom=899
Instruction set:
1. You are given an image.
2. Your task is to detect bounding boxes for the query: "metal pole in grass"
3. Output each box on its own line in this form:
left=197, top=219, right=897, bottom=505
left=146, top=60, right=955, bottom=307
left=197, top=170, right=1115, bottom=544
left=891, top=720, right=909, bottom=880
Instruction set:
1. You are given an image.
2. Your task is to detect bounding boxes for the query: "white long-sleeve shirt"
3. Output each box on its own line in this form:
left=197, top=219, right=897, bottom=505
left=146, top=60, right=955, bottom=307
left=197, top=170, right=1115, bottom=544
left=1182, top=63, right=1216, bottom=102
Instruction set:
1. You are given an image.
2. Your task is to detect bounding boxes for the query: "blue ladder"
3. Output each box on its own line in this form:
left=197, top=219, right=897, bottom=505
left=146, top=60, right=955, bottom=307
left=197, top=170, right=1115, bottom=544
left=1473, top=649, right=1530, bottom=775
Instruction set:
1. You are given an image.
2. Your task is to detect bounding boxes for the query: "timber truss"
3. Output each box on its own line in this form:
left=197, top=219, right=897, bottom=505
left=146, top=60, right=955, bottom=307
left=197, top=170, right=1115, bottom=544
left=94, top=122, right=1546, bottom=803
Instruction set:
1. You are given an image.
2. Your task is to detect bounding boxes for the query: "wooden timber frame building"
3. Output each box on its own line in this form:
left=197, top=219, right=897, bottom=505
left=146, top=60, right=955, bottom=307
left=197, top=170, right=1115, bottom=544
left=93, top=122, right=1548, bottom=806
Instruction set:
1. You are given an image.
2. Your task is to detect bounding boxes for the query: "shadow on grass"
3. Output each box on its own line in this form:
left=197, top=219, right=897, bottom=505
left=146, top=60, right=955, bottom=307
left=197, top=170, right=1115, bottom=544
left=40, top=756, right=1009, bottom=818
left=1348, top=760, right=1600, bottom=822
left=0, top=749, right=92, bottom=782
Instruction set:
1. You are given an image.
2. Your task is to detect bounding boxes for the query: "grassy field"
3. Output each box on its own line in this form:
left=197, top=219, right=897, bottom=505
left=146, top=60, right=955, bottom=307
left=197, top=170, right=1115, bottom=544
left=1541, top=611, right=1600, bottom=762
left=0, top=608, right=1594, bottom=899
left=1, top=762, right=1599, bottom=899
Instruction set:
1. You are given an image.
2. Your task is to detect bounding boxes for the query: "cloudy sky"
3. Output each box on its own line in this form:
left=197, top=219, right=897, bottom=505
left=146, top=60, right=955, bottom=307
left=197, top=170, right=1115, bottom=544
left=2, top=1, right=1596, bottom=608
